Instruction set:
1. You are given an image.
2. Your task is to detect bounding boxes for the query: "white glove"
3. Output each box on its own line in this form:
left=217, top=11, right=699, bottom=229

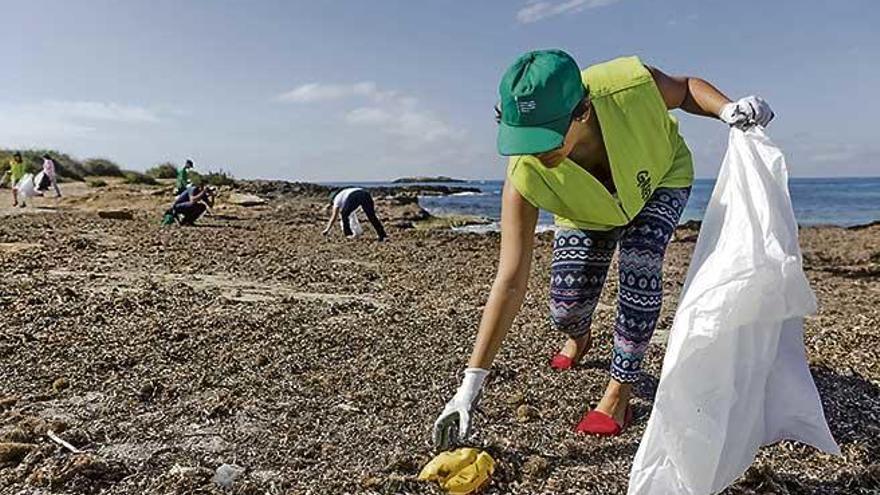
left=719, top=96, right=775, bottom=129
left=433, top=368, right=488, bottom=451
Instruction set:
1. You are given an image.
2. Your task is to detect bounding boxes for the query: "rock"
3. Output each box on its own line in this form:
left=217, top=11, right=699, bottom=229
left=227, top=193, right=268, bottom=207
left=0, top=442, right=36, bottom=464
left=516, top=404, right=540, bottom=423
left=52, top=377, right=70, bottom=393
left=212, top=463, right=244, bottom=488
left=255, top=355, right=269, bottom=367
left=97, top=209, right=134, bottom=220
left=522, top=455, right=550, bottom=479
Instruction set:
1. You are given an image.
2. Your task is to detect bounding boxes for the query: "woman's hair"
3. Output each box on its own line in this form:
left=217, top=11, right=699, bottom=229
left=13, top=152, right=21, bottom=159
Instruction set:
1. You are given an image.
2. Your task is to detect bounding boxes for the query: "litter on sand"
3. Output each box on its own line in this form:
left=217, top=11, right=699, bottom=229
left=419, top=447, right=495, bottom=495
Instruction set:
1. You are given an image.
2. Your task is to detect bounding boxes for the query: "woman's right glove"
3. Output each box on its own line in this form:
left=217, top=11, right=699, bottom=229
left=720, top=96, right=775, bottom=129
left=432, top=368, right=488, bottom=451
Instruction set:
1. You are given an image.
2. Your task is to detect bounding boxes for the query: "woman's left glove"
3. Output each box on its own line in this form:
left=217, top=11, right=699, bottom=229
left=433, top=368, right=488, bottom=451
left=720, top=96, right=775, bottom=129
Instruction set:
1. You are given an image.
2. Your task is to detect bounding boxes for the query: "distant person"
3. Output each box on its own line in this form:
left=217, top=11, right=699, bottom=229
left=176, top=159, right=194, bottom=194
left=40, top=154, right=62, bottom=197
left=323, top=187, right=387, bottom=241
left=169, top=184, right=214, bottom=225
left=7, top=152, right=26, bottom=207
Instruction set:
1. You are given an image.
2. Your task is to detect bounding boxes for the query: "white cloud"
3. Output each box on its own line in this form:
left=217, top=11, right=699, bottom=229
left=516, top=0, right=622, bottom=24
left=277, top=82, right=395, bottom=103
left=345, top=98, right=463, bottom=145
left=0, top=100, right=162, bottom=147
left=278, top=80, right=465, bottom=147
left=28, top=101, right=161, bottom=123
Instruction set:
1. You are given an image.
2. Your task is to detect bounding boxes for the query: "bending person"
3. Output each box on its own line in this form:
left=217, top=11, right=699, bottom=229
left=323, top=187, right=387, bottom=241
left=433, top=50, right=773, bottom=448
left=41, top=154, right=62, bottom=197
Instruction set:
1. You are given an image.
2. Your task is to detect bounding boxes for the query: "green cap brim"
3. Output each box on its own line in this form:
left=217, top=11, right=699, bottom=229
left=497, top=114, right=570, bottom=156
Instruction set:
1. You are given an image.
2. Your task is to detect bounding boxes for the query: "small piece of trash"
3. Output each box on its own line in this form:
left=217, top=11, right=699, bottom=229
left=212, top=463, right=244, bottom=488
left=335, top=403, right=363, bottom=413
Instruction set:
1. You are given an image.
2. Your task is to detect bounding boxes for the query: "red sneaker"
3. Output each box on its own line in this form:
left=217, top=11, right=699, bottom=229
left=574, top=405, right=633, bottom=436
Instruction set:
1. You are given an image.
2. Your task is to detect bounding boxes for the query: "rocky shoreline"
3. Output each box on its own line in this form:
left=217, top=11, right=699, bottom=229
left=0, top=178, right=877, bottom=494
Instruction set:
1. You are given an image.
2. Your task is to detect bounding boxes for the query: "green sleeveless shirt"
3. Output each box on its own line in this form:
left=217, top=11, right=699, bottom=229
left=507, top=56, right=694, bottom=230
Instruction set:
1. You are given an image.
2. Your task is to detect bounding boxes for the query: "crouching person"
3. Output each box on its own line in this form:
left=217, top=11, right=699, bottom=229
left=170, top=184, right=214, bottom=225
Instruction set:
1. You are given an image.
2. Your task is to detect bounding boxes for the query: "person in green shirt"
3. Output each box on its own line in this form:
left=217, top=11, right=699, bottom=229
left=433, top=50, right=774, bottom=448
left=8, top=152, right=26, bottom=207
left=175, top=159, right=194, bottom=195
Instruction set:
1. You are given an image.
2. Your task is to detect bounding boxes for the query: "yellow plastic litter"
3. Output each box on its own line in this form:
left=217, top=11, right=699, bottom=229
left=418, top=448, right=495, bottom=495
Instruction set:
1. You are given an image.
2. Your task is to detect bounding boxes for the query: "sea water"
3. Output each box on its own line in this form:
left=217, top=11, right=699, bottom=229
left=328, top=177, right=880, bottom=232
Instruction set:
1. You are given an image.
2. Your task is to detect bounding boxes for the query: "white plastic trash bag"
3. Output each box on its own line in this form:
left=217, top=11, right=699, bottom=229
left=16, top=173, right=39, bottom=199
left=343, top=212, right=364, bottom=237
left=628, top=127, right=840, bottom=495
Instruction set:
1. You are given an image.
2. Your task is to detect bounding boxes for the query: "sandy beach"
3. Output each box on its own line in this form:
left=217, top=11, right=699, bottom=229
left=1, top=180, right=878, bottom=494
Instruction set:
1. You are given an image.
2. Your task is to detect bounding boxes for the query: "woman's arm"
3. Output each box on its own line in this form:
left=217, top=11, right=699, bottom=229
left=467, top=180, right=539, bottom=368
left=647, top=65, right=732, bottom=118
left=648, top=65, right=775, bottom=128
left=323, top=207, right=340, bottom=235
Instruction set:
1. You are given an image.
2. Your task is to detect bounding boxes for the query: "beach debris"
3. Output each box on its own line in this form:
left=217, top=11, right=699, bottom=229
left=47, top=430, right=84, bottom=454
left=522, top=455, right=551, bottom=479
left=227, top=193, right=267, bottom=207
left=52, top=377, right=70, bottom=393
left=212, top=463, right=244, bottom=488
left=419, top=448, right=495, bottom=494
left=97, top=209, right=134, bottom=220
left=515, top=404, right=540, bottom=423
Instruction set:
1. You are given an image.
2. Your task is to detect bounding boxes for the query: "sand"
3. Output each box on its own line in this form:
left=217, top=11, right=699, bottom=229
left=0, top=179, right=878, bottom=494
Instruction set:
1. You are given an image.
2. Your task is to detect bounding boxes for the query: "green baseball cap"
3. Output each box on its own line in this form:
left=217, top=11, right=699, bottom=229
left=497, top=49, right=585, bottom=156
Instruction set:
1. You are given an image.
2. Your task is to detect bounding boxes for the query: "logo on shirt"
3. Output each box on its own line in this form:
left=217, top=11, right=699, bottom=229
left=636, top=170, right=652, bottom=200
left=516, top=99, right=536, bottom=114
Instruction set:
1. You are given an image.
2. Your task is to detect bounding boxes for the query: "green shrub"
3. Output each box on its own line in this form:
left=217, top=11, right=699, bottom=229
left=83, top=158, right=124, bottom=177
left=197, top=170, right=236, bottom=187
left=88, top=179, right=108, bottom=188
left=146, top=162, right=178, bottom=179
left=122, top=170, right=158, bottom=186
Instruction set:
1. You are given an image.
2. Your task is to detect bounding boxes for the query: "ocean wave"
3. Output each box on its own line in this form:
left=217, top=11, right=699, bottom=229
left=450, top=191, right=486, bottom=196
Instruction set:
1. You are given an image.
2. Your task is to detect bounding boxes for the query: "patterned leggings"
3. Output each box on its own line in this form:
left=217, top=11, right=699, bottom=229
left=549, top=187, right=691, bottom=383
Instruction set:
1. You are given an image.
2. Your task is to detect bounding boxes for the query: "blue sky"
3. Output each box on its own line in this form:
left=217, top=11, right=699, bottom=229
left=1, top=0, right=877, bottom=180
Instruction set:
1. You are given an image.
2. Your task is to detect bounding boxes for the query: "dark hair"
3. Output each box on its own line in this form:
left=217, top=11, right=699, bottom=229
left=42, top=153, right=51, bottom=160
left=13, top=152, right=21, bottom=159
left=185, top=159, right=193, bottom=166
